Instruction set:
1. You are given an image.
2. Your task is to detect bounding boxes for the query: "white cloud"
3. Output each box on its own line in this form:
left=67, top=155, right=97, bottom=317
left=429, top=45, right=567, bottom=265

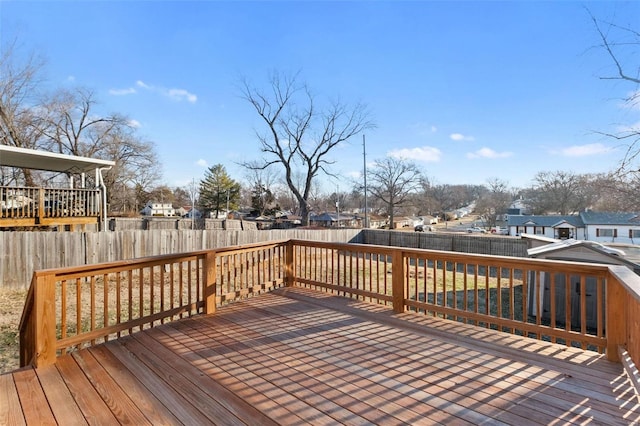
left=387, top=146, right=442, bottom=162
left=346, top=171, right=362, bottom=179
left=409, top=122, right=438, bottom=136
left=466, top=147, right=513, bottom=159
left=132, top=80, right=197, bottom=103
left=450, top=133, right=475, bottom=142
left=554, top=143, right=612, bottom=157
left=109, top=87, right=137, bottom=96
left=67, top=75, right=75, bottom=82
left=196, top=159, right=208, bottom=167
left=128, top=119, right=141, bottom=128
left=168, top=88, right=197, bottom=103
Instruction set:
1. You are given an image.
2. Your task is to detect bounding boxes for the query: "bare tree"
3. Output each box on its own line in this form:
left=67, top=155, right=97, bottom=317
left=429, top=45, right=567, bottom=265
left=39, top=88, right=130, bottom=159
left=524, top=171, right=597, bottom=215
left=474, top=178, right=512, bottom=227
left=244, top=160, right=278, bottom=216
left=368, top=157, right=423, bottom=229
left=0, top=39, right=46, bottom=185
left=589, top=9, right=640, bottom=179
left=100, top=129, right=161, bottom=214
left=240, top=72, right=374, bottom=225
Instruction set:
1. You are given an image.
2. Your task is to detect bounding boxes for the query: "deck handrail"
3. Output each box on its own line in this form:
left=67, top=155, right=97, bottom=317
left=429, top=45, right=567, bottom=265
left=287, top=239, right=640, bottom=366
left=18, top=238, right=640, bottom=372
left=19, top=240, right=288, bottom=367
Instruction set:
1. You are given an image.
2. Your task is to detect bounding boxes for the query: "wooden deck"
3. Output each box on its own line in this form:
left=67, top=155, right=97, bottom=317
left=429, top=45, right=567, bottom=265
left=3, top=287, right=640, bottom=425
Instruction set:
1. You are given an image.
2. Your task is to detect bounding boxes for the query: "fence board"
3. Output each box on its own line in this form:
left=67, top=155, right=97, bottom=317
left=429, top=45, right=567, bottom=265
left=1, top=228, right=527, bottom=290
left=1, top=229, right=362, bottom=289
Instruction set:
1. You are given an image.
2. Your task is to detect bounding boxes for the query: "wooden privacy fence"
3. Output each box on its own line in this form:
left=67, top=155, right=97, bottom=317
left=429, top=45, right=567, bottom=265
left=1, top=229, right=362, bottom=289
left=360, top=229, right=529, bottom=256
left=20, top=239, right=640, bottom=377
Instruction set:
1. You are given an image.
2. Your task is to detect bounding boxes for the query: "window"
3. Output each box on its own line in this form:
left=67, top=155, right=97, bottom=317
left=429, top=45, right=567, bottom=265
left=630, top=229, right=640, bottom=238
left=535, top=227, right=544, bottom=235
left=596, top=228, right=616, bottom=238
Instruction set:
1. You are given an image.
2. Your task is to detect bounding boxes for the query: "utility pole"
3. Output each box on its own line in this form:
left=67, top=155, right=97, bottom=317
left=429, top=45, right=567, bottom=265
left=226, top=189, right=230, bottom=218
left=363, top=134, right=368, bottom=228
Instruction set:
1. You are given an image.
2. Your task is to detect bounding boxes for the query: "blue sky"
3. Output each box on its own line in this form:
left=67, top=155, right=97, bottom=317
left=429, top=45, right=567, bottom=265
left=2, top=1, right=639, bottom=191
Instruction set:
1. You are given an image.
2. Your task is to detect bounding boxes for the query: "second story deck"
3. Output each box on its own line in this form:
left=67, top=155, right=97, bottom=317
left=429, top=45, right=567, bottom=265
left=6, top=239, right=640, bottom=424
left=1, top=185, right=102, bottom=230
left=0, top=145, right=114, bottom=230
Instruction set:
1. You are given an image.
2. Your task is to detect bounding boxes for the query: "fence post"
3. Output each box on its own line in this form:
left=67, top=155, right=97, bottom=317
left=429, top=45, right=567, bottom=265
left=203, top=251, right=217, bottom=314
left=392, top=250, right=405, bottom=314
left=34, top=274, right=57, bottom=368
left=285, top=241, right=294, bottom=287
left=606, top=277, right=627, bottom=362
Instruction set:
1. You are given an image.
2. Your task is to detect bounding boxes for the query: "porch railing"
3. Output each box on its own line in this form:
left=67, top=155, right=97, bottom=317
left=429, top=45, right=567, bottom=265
left=19, top=239, right=640, bottom=374
left=1, top=186, right=101, bottom=226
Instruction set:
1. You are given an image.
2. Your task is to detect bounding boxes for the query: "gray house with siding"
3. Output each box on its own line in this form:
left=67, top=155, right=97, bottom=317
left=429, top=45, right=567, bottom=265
left=507, top=211, right=640, bottom=244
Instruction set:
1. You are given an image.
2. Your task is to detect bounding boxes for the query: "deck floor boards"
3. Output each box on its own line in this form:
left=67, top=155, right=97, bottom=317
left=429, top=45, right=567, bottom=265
left=3, top=287, right=640, bottom=425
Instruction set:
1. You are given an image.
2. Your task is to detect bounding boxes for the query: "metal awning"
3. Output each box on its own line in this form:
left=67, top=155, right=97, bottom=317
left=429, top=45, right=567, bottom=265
left=0, top=145, right=115, bottom=174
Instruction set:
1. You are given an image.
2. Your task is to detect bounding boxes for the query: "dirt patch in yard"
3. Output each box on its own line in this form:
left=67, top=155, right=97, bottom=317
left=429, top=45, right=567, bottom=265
left=0, top=289, right=26, bottom=374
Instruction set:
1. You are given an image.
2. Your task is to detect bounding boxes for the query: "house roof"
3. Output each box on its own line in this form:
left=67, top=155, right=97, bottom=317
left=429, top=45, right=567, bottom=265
left=507, top=215, right=584, bottom=228
left=527, top=238, right=640, bottom=269
left=0, top=145, right=115, bottom=174
left=310, top=212, right=353, bottom=222
left=579, top=211, right=640, bottom=225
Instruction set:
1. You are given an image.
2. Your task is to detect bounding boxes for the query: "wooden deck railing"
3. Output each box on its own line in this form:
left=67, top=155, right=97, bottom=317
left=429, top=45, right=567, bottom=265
left=19, top=239, right=640, bottom=375
left=289, top=239, right=640, bottom=367
left=19, top=240, right=287, bottom=367
left=1, top=185, right=101, bottom=227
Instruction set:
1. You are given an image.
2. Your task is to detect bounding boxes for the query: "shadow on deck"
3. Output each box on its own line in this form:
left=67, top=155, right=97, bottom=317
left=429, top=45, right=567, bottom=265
left=3, top=287, right=639, bottom=425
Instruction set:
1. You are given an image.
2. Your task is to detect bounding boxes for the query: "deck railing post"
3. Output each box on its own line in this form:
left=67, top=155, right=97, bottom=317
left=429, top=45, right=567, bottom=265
left=34, top=274, right=57, bottom=367
left=37, top=189, right=44, bottom=223
left=204, top=251, right=217, bottom=314
left=606, top=277, right=627, bottom=362
left=392, top=249, right=405, bottom=313
left=285, top=241, right=294, bottom=287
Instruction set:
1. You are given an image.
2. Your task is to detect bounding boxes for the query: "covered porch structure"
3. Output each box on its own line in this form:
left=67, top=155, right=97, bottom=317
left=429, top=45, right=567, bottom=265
left=0, top=145, right=114, bottom=230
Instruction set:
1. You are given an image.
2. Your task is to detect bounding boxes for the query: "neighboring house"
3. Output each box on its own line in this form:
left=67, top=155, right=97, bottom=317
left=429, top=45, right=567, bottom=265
left=507, top=198, right=530, bottom=216
left=507, top=215, right=585, bottom=240
left=580, top=211, right=640, bottom=244
left=392, top=216, right=413, bottom=229
left=368, top=215, right=388, bottom=229
left=425, top=215, right=439, bottom=225
left=309, top=212, right=356, bottom=228
left=508, top=211, right=640, bottom=244
left=182, top=207, right=201, bottom=219
left=141, top=202, right=176, bottom=217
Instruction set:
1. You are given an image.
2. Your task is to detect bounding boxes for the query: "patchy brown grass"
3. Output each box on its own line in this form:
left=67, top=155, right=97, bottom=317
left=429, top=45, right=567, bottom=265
left=0, top=289, right=26, bottom=374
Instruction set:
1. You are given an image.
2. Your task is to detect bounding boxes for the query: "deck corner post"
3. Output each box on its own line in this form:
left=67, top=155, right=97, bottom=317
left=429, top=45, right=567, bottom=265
left=34, top=275, right=57, bottom=368
left=606, top=277, right=627, bottom=362
left=285, top=241, right=294, bottom=287
left=37, top=189, right=45, bottom=223
left=204, top=251, right=217, bottom=314
left=392, top=250, right=405, bottom=314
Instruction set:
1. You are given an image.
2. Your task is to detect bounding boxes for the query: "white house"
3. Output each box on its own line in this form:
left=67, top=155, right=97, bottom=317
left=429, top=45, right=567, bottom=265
left=507, top=215, right=586, bottom=239
left=141, top=202, right=176, bottom=217
left=507, top=211, right=640, bottom=244
left=580, top=211, right=640, bottom=244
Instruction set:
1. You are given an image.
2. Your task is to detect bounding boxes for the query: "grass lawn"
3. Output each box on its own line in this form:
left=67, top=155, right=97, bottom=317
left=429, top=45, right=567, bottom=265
left=0, top=289, right=26, bottom=374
